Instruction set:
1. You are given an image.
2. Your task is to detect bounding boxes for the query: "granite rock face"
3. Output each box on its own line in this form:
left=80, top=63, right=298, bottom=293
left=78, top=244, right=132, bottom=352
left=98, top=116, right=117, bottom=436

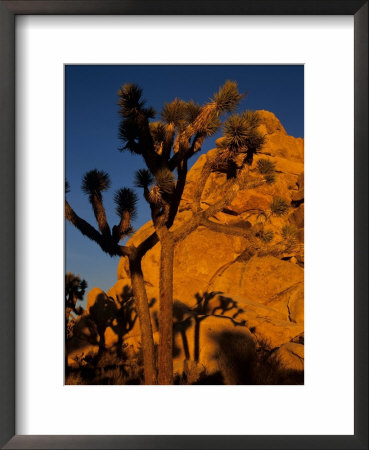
left=71, top=111, right=305, bottom=379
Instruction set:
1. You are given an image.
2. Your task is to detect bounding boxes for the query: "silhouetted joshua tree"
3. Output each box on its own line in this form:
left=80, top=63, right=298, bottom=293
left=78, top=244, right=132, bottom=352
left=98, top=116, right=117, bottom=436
left=65, top=272, right=87, bottom=370
left=66, top=81, right=296, bottom=385
left=65, top=272, right=87, bottom=326
left=66, top=173, right=157, bottom=384
left=112, top=285, right=138, bottom=357
left=117, top=82, right=270, bottom=384
left=192, top=292, right=246, bottom=362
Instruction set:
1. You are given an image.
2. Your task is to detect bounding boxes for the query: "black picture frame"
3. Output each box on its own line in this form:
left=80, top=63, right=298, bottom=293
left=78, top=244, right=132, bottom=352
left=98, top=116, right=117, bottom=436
left=0, top=1, right=367, bottom=449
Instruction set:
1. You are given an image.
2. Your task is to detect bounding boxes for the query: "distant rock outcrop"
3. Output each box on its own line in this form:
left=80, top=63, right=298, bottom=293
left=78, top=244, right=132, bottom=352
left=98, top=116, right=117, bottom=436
left=72, top=111, right=304, bottom=379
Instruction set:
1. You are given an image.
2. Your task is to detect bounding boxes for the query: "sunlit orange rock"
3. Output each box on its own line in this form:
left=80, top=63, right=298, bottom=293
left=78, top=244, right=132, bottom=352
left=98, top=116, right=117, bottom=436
left=82, top=111, right=305, bottom=376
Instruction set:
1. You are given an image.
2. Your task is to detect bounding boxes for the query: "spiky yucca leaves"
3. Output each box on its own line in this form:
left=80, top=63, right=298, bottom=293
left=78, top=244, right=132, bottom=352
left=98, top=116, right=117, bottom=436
left=134, top=169, right=154, bottom=189
left=118, top=83, right=156, bottom=158
left=282, top=223, right=298, bottom=241
left=161, top=98, right=189, bottom=130
left=257, top=158, right=276, bottom=184
left=161, top=99, right=216, bottom=156
left=114, top=187, right=138, bottom=218
left=200, top=114, right=221, bottom=137
left=118, top=83, right=155, bottom=119
left=178, top=82, right=243, bottom=149
left=145, top=168, right=176, bottom=207
left=118, top=117, right=144, bottom=154
left=241, top=110, right=260, bottom=128
left=81, top=169, right=111, bottom=199
left=150, top=121, right=166, bottom=141
left=185, top=100, right=202, bottom=123
left=118, top=83, right=144, bottom=115
left=155, top=168, right=176, bottom=195
left=218, top=110, right=264, bottom=151
left=270, top=196, right=289, bottom=216
left=148, top=121, right=177, bottom=158
left=112, top=188, right=138, bottom=242
left=81, top=170, right=111, bottom=235
left=265, top=173, right=276, bottom=184
left=221, top=114, right=250, bottom=149
left=212, top=80, right=244, bottom=113
left=148, top=185, right=163, bottom=206
left=257, top=158, right=275, bottom=174
left=252, top=222, right=274, bottom=243
left=259, top=229, right=274, bottom=243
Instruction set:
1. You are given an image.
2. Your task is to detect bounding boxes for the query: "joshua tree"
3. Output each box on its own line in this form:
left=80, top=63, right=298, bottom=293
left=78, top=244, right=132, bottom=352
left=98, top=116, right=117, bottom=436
left=115, top=81, right=289, bottom=384
left=65, top=271, right=87, bottom=324
left=65, top=272, right=87, bottom=371
left=65, top=176, right=157, bottom=384
left=66, top=81, right=295, bottom=385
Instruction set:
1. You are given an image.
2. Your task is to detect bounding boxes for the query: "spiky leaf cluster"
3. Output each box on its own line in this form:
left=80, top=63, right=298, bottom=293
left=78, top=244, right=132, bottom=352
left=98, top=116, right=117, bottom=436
left=161, top=99, right=205, bottom=132
left=155, top=168, right=176, bottom=194
left=253, top=222, right=274, bottom=243
left=212, top=80, right=244, bottom=113
left=118, top=117, right=145, bottom=154
left=265, top=173, right=276, bottom=184
left=114, top=187, right=138, bottom=218
left=222, top=114, right=250, bottom=148
left=200, top=114, right=221, bottom=137
left=161, top=98, right=188, bottom=128
left=81, top=170, right=111, bottom=199
left=185, top=100, right=202, bottom=123
left=217, top=111, right=265, bottom=156
left=148, top=185, right=163, bottom=205
left=118, top=83, right=155, bottom=154
left=270, top=196, right=289, bottom=216
left=118, top=83, right=155, bottom=119
left=282, top=223, right=298, bottom=240
left=259, top=229, right=274, bottom=242
left=134, top=169, right=154, bottom=189
left=149, top=121, right=167, bottom=144
left=257, top=158, right=275, bottom=174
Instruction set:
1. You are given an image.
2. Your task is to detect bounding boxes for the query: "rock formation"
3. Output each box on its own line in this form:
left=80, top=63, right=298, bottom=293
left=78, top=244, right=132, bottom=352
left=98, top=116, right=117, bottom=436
left=68, top=110, right=304, bottom=382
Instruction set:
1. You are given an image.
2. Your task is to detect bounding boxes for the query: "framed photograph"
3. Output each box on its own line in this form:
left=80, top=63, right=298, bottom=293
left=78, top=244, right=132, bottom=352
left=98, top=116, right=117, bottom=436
left=0, top=1, right=367, bottom=449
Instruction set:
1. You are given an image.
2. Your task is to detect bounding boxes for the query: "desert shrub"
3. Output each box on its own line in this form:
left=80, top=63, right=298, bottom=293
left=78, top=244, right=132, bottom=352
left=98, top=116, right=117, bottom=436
left=270, top=196, right=289, bottom=216
left=257, top=158, right=275, bottom=174
left=265, top=173, right=276, bottom=184
left=65, top=372, right=88, bottom=385
left=253, top=223, right=274, bottom=243
left=260, top=229, right=274, bottom=242
left=282, top=223, right=298, bottom=240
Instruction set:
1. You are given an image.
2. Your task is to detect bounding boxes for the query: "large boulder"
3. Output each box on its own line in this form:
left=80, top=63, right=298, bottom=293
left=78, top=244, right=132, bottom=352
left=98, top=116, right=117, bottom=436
left=272, top=342, right=304, bottom=371
left=81, top=111, right=305, bottom=379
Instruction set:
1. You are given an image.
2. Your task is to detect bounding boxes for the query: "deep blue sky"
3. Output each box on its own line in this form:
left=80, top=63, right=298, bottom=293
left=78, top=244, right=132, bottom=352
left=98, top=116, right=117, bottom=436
left=65, top=65, right=304, bottom=298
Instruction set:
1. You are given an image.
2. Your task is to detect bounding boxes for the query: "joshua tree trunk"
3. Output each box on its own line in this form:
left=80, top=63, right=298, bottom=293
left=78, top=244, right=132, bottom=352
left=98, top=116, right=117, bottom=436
left=129, top=254, right=157, bottom=385
left=158, top=232, right=175, bottom=385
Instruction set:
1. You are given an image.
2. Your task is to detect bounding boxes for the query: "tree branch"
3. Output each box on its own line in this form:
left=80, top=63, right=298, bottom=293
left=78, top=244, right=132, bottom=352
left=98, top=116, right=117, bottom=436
left=90, top=194, right=111, bottom=237
left=136, top=231, right=159, bottom=260
left=65, top=200, right=131, bottom=258
left=199, top=217, right=254, bottom=240
left=66, top=200, right=104, bottom=244
left=167, top=158, right=188, bottom=228
left=202, top=178, right=240, bottom=218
